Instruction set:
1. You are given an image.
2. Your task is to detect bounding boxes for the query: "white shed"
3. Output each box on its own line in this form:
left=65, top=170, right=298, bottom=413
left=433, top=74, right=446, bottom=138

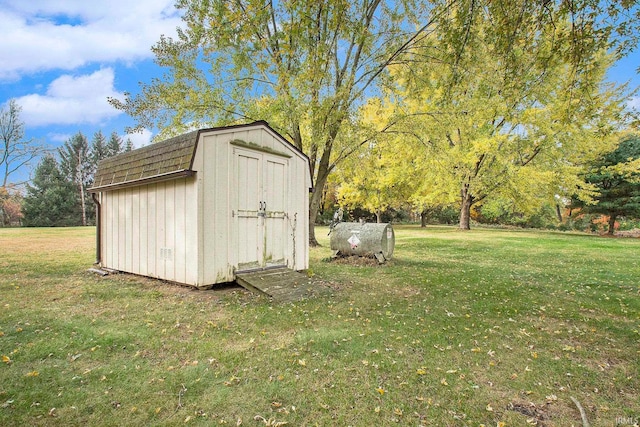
left=89, top=121, right=311, bottom=288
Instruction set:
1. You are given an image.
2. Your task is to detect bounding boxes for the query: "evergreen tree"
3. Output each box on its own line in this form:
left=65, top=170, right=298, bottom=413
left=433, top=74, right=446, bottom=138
left=91, top=130, right=108, bottom=165
left=106, top=132, right=123, bottom=157
left=58, top=132, right=92, bottom=226
left=124, top=138, right=134, bottom=152
left=576, top=134, right=640, bottom=234
left=22, top=156, right=80, bottom=226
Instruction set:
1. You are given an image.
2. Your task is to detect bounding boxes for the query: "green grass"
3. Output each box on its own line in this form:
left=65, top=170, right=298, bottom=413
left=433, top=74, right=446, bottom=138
left=1, top=226, right=639, bottom=426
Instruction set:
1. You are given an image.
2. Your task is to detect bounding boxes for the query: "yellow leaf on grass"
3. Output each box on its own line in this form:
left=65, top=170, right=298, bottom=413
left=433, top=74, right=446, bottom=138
left=416, top=368, right=427, bottom=375
left=26, top=371, right=39, bottom=377
left=2, top=355, right=11, bottom=364
left=440, top=378, right=448, bottom=386
left=297, top=359, right=306, bottom=367
left=376, top=387, right=385, bottom=395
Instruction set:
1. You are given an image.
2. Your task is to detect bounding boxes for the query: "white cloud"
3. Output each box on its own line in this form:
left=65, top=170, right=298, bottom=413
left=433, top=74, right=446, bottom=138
left=0, top=0, right=181, bottom=79
left=124, top=128, right=153, bottom=149
left=48, top=133, right=72, bottom=143
left=15, top=68, right=124, bottom=126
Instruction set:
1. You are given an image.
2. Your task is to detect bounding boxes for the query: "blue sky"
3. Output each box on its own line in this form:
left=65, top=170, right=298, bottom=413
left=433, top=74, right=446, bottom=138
left=0, top=0, right=639, bottom=186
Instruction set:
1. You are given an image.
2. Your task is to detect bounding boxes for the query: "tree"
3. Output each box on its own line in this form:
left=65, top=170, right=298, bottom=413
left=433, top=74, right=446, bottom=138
left=575, top=134, right=640, bottom=235
left=91, top=131, right=108, bottom=167
left=393, top=0, right=629, bottom=229
left=22, top=156, right=80, bottom=227
left=336, top=108, right=418, bottom=223
left=0, top=184, right=23, bottom=227
left=58, top=132, right=92, bottom=226
left=110, top=0, right=639, bottom=240
left=106, top=131, right=123, bottom=158
left=124, top=138, right=134, bottom=152
left=109, top=0, right=459, bottom=245
left=0, top=99, right=48, bottom=187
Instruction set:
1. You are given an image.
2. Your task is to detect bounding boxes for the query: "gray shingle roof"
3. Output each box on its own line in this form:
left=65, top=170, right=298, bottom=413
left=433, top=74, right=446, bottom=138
left=90, top=130, right=199, bottom=192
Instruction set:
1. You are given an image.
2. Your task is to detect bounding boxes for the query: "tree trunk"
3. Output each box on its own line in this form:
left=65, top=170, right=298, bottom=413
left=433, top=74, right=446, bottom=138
left=607, top=214, right=617, bottom=235
left=77, top=154, right=86, bottom=226
left=459, top=185, right=473, bottom=230
left=555, top=204, right=562, bottom=222
left=376, top=210, right=381, bottom=223
left=79, top=182, right=86, bottom=226
left=308, top=128, right=338, bottom=246
left=420, top=210, right=427, bottom=227
left=309, top=164, right=331, bottom=247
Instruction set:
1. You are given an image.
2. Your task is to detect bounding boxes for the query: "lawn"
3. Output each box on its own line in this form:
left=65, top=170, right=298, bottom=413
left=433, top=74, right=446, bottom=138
left=0, top=226, right=638, bottom=426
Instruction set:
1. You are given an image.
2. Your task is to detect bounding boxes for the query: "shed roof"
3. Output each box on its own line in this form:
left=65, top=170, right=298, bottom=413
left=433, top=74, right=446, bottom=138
left=90, top=130, right=199, bottom=192
left=89, top=121, right=310, bottom=193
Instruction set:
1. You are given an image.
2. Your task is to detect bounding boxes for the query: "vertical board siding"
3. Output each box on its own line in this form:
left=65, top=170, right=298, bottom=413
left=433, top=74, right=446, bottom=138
left=139, top=188, right=148, bottom=277
left=155, top=182, right=166, bottom=280
left=118, top=191, right=126, bottom=270
left=147, top=185, right=157, bottom=278
left=174, top=180, right=186, bottom=284
left=99, top=123, right=309, bottom=287
left=184, top=177, right=198, bottom=285
left=101, top=179, right=198, bottom=284
left=165, top=181, right=176, bottom=282
left=131, top=187, right=140, bottom=273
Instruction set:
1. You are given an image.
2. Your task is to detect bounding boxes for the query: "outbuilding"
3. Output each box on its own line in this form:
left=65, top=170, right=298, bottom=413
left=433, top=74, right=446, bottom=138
left=89, top=121, right=311, bottom=288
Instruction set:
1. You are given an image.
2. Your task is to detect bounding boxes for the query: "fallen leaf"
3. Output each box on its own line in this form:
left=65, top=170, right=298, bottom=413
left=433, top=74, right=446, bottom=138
left=26, top=371, right=39, bottom=377
left=2, top=355, right=11, bottom=364
left=376, top=387, right=385, bottom=395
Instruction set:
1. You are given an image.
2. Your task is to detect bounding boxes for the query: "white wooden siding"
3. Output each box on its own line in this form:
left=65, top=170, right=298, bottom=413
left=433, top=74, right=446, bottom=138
left=99, top=122, right=309, bottom=288
left=100, top=177, right=198, bottom=285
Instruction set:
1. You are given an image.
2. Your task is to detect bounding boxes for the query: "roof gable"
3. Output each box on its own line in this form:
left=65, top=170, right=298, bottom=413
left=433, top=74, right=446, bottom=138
left=90, top=121, right=311, bottom=192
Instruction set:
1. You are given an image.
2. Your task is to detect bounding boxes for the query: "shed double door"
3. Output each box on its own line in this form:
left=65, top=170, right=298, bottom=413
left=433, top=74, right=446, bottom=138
left=234, top=147, right=288, bottom=272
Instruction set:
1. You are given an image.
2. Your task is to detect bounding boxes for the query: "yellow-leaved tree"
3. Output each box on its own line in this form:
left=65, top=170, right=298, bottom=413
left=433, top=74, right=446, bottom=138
left=389, top=1, right=630, bottom=229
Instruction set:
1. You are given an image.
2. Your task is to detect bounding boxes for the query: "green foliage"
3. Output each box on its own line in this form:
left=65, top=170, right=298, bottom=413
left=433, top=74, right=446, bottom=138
left=22, top=156, right=81, bottom=227
left=108, top=0, right=640, bottom=237
left=391, top=1, right=628, bottom=229
left=574, top=133, right=640, bottom=233
left=90, top=131, right=107, bottom=169
left=22, top=131, right=129, bottom=228
left=106, top=131, right=123, bottom=158
left=107, top=0, right=461, bottom=242
left=58, top=133, right=93, bottom=226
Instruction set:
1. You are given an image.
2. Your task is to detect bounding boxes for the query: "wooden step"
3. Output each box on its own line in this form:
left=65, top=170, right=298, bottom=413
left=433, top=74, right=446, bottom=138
left=235, top=268, right=320, bottom=302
